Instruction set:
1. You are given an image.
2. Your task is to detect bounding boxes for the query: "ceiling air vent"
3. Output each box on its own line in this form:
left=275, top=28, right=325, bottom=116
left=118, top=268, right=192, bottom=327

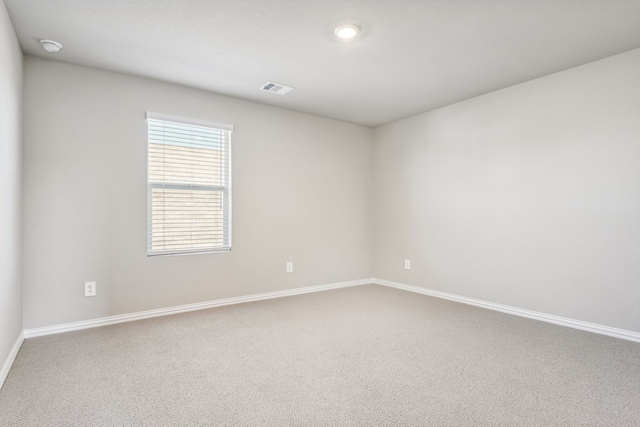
left=260, top=81, right=294, bottom=96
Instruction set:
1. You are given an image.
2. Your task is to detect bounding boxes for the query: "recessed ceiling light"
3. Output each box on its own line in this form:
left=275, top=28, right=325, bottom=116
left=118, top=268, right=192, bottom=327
left=40, top=40, right=62, bottom=53
left=334, top=25, right=359, bottom=40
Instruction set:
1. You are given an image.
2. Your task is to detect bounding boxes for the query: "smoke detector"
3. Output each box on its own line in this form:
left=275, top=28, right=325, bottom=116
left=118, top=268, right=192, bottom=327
left=40, top=40, right=62, bottom=53
left=259, top=81, right=294, bottom=96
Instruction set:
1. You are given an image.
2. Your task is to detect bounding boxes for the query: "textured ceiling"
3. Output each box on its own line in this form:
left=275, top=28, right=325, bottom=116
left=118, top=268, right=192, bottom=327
left=5, top=0, right=640, bottom=127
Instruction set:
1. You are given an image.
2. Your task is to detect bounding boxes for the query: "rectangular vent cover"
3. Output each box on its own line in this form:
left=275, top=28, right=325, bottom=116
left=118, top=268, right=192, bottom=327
left=260, top=81, right=294, bottom=96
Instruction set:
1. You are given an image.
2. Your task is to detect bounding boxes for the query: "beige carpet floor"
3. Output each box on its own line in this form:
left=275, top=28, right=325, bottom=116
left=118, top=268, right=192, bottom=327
left=1, top=284, right=639, bottom=426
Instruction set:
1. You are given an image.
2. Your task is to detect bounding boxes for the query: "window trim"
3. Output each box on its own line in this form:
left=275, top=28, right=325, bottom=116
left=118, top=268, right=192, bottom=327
left=146, top=111, right=233, bottom=132
left=146, top=112, right=233, bottom=257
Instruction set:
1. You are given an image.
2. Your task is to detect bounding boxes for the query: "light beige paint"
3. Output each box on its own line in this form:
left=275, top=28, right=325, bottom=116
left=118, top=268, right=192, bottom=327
left=7, top=0, right=640, bottom=127
left=23, top=57, right=373, bottom=329
left=373, top=48, right=640, bottom=332
left=0, top=1, right=23, bottom=364
left=21, top=46, right=640, bottom=334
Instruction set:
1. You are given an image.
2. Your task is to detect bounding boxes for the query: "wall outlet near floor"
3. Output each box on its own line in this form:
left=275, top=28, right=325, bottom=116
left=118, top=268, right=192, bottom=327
left=84, top=281, right=97, bottom=297
left=286, top=262, right=294, bottom=274
left=404, top=259, right=411, bottom=270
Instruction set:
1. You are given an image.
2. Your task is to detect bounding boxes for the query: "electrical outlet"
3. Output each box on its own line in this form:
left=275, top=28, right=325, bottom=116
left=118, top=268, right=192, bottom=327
left=84, top=281, right=96, bottom=297
left=404, top=259, right=411, bottom=270
left=286, top=262, right=293, bottom=274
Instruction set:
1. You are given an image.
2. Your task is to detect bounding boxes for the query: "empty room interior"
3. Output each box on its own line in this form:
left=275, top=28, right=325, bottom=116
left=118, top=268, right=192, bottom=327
left=1, top=0, right=640, bottom=425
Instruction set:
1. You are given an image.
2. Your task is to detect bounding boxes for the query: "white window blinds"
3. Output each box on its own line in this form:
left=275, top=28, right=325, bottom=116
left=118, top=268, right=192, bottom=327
left=147, top=112, right=232, bottom=256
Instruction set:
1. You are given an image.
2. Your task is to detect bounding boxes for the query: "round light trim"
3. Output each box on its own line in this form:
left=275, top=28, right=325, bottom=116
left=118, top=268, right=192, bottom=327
left=334, top=25, right=359, bottom=39
left=40, top=40, right=62, bottom=53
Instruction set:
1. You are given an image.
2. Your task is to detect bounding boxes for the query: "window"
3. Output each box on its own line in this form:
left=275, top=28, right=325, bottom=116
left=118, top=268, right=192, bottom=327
left=146, top=112, right=232, bottom=256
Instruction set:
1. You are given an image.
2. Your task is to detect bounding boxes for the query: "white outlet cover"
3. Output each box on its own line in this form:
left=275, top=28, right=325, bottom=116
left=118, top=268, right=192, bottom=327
left=286, top=262, right=293, bottom=274
left=404, top=259, right=411, bottom=270
left=85, top=281, right=96, bottom=297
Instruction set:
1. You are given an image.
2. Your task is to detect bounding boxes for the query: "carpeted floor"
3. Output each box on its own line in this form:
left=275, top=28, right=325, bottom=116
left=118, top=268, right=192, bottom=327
left=1, top=284, right=639, bottom=426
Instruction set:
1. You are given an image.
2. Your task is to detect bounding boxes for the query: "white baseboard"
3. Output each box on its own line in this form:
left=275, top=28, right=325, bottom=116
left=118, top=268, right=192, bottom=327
left=23, top=278, right=374, bottom=338
left=0, top=330, right=25, bottom=391
left=21, top=277, right=640, bottom=344
left=373, top=278, right=640, bottom=343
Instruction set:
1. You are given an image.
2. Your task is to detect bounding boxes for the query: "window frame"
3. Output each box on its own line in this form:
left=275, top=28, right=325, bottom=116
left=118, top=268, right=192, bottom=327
left=146, top=112, right=233, bottom=257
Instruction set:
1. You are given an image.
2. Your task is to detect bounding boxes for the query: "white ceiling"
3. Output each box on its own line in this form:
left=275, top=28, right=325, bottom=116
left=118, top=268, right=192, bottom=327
left=5, top=0, right=640, bottom=127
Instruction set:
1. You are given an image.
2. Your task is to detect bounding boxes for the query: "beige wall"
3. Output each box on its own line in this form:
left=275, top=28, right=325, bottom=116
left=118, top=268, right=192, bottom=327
left=23, top=57, right=373, bottom=328
left=0, top=1, right=23, bottom=364
left=373, top=48, right=640, bottom=332
left=20, top=46, right=640, bottom=334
